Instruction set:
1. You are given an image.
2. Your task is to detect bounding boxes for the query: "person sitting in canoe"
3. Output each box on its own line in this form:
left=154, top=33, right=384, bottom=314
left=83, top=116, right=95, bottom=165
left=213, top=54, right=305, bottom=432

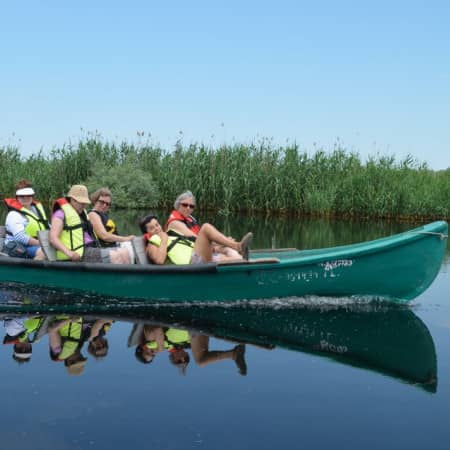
left=88, top=187, right=136, bottom=262
left=49, top=184, right=130, bottom=263
left=139, top=213, right=253, bottom=265
left=165, top=190, right=241, bottom=260
left=3, top=179, right=49, bottom=259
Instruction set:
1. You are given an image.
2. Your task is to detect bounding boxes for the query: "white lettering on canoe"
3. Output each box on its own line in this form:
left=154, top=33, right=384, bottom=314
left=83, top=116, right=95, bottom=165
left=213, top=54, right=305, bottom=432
left=320, top=260, right=353, bottom=271
left=319, top=339, right=348, bottom=354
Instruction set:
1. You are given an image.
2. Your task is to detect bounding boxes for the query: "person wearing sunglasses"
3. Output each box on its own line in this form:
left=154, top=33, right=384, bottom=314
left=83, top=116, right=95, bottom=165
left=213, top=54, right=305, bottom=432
left=165, top=190, right=201, bottom=236
left=50, top=185, right=130, bottom=263
left=88, top=187, right=135, bottom=262
left=165, top=190, right=241, bottom=260
left=3, top=179, right=49, bottom=259
left=140, top=213, right=253, bottom=265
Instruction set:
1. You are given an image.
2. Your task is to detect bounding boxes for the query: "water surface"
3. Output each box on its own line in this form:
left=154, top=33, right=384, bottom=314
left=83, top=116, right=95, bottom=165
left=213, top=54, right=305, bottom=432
left=0, top=215, right=449, bottom=450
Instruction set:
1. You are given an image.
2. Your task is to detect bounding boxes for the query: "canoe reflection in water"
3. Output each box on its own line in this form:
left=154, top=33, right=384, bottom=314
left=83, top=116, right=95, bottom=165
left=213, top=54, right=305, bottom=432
left=0, top=291, right=437, bottom=391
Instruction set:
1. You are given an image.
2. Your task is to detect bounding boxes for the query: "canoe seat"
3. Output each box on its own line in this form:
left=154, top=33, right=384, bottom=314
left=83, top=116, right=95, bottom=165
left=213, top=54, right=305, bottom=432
left=132, top=236, right=150, bottom=265
left=38, top=230, right=57, bottom=261
left=0, top=225, right=5, bottom=253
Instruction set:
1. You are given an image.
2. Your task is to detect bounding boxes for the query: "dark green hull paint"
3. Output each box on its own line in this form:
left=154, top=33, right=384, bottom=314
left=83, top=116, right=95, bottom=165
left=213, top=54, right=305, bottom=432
left=0, top=221, right=447, bottom=303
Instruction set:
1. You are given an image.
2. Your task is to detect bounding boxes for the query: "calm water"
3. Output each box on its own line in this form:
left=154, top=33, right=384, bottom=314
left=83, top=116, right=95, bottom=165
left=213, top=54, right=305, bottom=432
left=0, top=213, right=449, bottom=450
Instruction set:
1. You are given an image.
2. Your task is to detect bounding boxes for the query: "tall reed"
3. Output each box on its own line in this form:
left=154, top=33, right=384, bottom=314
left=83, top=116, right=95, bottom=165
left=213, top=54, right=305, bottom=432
left=1, top=138, right=449, bottom=220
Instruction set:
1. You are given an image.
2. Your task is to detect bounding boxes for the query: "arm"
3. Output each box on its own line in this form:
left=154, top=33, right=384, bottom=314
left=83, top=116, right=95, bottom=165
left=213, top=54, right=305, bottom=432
left=5, top=211, right=40, bottom=246
left=88, top=212, right=135, bottom=243
left=147, top=232, right=169, bottom=265
left=49, top=216, right=81, bottom=261
left=167, top=220, right=197, bottom=237
left=88, top=319, right=112, bottom=342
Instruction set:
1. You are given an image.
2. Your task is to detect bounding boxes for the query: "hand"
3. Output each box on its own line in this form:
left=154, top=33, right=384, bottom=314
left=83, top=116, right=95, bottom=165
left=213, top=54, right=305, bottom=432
left=158, top=231, right=169, bottom=242
left=70, top=251, right=81, bottom=261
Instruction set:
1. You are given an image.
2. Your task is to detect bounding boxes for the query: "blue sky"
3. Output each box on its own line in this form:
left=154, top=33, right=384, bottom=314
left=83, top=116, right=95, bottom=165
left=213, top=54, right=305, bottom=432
left=1, top=1, right=449, bottom=169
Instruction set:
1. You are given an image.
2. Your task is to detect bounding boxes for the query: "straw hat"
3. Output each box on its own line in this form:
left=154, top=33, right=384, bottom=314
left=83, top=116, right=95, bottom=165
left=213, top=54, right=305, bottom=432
left=67, top=185, right=91, bottom=204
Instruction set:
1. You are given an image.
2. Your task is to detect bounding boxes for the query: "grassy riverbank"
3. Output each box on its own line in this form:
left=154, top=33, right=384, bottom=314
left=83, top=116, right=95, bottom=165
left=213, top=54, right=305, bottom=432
left=1, top=138, right=449, bottom=220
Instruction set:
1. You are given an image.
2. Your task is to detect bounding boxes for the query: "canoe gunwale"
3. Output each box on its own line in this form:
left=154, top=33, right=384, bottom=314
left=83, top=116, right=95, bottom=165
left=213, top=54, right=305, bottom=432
left=0, top=255, right=218, bottom=274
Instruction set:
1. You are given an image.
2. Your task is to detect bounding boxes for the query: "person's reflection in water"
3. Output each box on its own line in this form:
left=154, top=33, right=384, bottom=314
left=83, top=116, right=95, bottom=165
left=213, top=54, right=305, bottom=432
left=165, top=328, right=191, bottom=375
left=135, top=325, right=165, bottom=364
left=2, top=316, right=46, bottom=364
left=86, top=318, right=113, bottom=359
left=48, top=316, right=87, bottom=376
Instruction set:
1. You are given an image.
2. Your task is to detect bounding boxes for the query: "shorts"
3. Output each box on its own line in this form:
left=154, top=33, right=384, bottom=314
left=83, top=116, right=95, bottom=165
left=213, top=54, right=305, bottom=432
left=83, top=247, right=111, bottom=263
left=190, top=252, right=221, bottom=265
left=26, top=245, right=40, bottom=258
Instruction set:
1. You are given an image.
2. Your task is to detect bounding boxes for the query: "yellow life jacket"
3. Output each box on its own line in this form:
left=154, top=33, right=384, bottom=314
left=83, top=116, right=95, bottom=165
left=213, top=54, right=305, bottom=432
left=148, top=234, right=194, bottom=265
left=53, top=198, right=89, bottom=260
left=57, top=317, right=83, bottom=360
left=18, top=317, right=45, bottom=343
left=4, top=198, right=49, bottom=238
left=164, top=328, right=190, bottom=349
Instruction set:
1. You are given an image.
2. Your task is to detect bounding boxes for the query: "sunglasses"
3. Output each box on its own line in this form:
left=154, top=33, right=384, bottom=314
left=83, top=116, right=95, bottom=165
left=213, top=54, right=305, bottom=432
left=180, top=203, right=195, bottom=209
left=98, top=199, right=111, bottom=207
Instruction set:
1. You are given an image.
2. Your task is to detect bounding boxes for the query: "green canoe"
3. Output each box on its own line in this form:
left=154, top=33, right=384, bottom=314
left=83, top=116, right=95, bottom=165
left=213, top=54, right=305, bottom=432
left=0, top=302, right=437, bottom=391
left=0, top=221, right=448, bottom=303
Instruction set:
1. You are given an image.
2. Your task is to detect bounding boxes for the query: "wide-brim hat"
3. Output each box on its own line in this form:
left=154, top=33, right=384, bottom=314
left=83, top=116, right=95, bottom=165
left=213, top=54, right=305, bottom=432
left=67, top=185, right=91, bottom=204
left=16, top=187, right=35, bottom=196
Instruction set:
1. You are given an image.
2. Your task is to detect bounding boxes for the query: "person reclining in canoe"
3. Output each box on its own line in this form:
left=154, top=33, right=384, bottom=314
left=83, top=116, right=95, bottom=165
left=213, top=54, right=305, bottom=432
left=139, top=213, right=253, bottom=265
left=3, top=179, right=49, bottom=260
left=49, top=184, right=130, bottom=264
left=165, top=190, right=241, bottom=260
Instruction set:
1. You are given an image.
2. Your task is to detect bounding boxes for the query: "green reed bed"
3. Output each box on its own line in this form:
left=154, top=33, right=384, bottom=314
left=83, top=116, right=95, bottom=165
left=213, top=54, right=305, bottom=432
left=1, top=139, right=449, bottom=220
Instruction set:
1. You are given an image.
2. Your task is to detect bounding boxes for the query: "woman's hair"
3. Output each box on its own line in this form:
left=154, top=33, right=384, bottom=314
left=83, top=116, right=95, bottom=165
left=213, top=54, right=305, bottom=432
left=174, top=191, right=195, bottom=209
left=15, top=179, right=33, bottom=191
left=135, top=345, right=153, bottom=364
left=87, top=336, right=109, bottom=359
left=139, top=213, right=158, bottom=233
left=91, top=187, right=112, bottom=204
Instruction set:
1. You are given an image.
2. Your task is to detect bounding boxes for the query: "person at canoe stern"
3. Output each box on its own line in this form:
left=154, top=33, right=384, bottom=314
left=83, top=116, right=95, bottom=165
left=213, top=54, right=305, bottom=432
left=165, top=190, right=241, bottom=260
left=139, top=213, right=253, bottom=265
left=3, top=179, right=49, bottom=259
left=49, top=184, right=130, bottom=263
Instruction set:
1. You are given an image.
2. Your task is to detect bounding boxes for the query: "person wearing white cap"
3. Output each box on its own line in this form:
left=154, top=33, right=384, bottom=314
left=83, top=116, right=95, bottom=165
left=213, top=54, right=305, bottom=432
left=49, top=184, right=130, bottom=263
left=3, top=179, right=49, bottom=259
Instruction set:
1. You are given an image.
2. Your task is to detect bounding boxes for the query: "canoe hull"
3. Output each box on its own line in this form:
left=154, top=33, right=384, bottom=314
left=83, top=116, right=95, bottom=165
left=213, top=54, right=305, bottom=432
left=0, top=221, right=448, bottom=303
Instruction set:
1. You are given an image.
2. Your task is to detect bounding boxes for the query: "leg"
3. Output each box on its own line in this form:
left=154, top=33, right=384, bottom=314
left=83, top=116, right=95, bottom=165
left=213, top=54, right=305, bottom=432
left=190, top=334, right=247, bottom=374
left=33, top=248, right=46, bottom=260
left=194, top=223, right=252, bottom=262
left=109, top=247, right=130, bottom=264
